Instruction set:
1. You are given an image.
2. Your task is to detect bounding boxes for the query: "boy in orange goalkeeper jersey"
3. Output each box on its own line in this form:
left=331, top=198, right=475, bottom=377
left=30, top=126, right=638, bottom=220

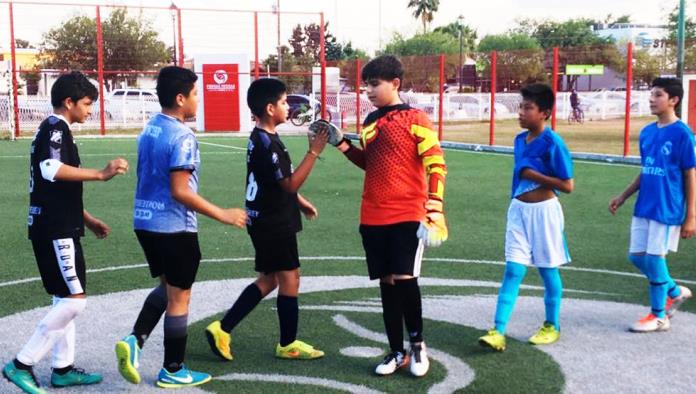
left=333, top=55, right=447, bottom=377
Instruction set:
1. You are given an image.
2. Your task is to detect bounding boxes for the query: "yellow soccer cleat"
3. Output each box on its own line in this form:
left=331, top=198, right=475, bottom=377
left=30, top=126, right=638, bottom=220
left=528, top=322, right=561, bottom=345
left=205, top=320, right=233, bottom=361
left=275, top=340, right=324, bottom=360
left=478, top=329, right=506, bottom=352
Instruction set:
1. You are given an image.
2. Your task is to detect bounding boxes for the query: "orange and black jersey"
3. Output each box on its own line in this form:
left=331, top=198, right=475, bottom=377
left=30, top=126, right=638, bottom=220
left=344, top=104, right=446, bottom=225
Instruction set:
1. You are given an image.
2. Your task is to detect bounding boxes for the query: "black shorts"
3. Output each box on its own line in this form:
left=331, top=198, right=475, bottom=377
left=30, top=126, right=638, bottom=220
left=135, top=230, right=201, bottom=290
left=250, top=232, right=300, bottom=274
left=32, top=237, right=87, bottom=297
left=359, top=221, right=424, bottom=280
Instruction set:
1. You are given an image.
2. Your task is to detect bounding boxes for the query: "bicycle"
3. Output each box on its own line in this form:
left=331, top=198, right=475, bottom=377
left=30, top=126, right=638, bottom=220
left=568, top=106, right=584, bottom=124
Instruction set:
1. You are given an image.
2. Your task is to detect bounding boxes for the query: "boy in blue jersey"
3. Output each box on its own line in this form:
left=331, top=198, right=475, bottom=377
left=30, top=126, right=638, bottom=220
left=115, top=66, right=247, bottom=388
left=479, top=83, right=574, bottom=352
left=609, top=77, right=695, bottom=332
left=205, top=78, right=328, bottom=362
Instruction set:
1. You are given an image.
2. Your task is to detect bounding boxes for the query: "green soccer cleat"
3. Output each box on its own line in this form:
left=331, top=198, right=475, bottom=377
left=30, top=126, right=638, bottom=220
left=478, top=329, right=507, bottom=351
left=205, top=320, right=233, bottom=361
left=156, top=365, right=211, bottom=388
left=50, top=367, right=102, bottom=387
left=275, top=340, right=325, bottom=360
left=2, top=361, right=46, bottom=394
left=115, top=334, right=141, bottom=384
left=529, top=322, right=561, bottom=345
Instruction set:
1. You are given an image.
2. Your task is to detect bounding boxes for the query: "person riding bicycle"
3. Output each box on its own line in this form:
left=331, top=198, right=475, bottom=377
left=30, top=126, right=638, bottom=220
left=570, top=89, right=581, bottom=118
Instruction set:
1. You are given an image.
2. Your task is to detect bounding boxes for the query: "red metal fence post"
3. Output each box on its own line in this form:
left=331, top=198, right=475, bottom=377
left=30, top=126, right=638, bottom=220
left=438, top=54, right=444, bottom=140
left=96, top=6, right=106, bottom=135
left=356, top=58, right=361, bottom=133
left=624, top=42, right=633, bottom=157
left=176, top=8, right=184, bottom=66
left=552, top=46, right=559, bottom=130
left=489, top=50, right=497, bottom=146
left=254, top=12, right=260, bottom=79
left=319, top=12, right=326, bottom=120
left=9, top=1, right=20, bottom=138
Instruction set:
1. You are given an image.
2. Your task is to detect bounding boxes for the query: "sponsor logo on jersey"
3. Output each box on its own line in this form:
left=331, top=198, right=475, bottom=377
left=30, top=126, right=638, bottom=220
left=50, top=130, right=63, bottom=144
left=661, top=141, right=672, bottom=156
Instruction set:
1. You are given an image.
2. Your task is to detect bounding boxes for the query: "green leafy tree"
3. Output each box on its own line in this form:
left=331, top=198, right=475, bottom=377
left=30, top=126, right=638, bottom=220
left=665, top=6, right=696, bottom=72
left=477, top=33, right=545, bottom=90
left=383, top=31, right=459, bottom=56
left=407, top=0, right=440, bottom=33
left=433, top=19, right=477, bottom=52
left=39, top=8, right=171, bottom=89
left=15, top=39, right=33, bottom=49
left=512, top=18, right=625, bottom=89
left=633, top=49, right=662, bottom=86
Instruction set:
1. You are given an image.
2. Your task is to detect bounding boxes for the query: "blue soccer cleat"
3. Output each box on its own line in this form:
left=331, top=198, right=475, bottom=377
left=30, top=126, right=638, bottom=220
left=156, top=365, right=211, bottom=388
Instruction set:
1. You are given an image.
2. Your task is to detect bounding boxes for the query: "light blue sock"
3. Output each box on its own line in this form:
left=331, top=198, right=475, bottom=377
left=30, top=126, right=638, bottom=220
left=538, top=267, right=563, bottom=331
left=628, top=254, right=647, bottom=276
left=644, top=254, right=670, bottom=318
left=494, top=262, right=527, bottom=334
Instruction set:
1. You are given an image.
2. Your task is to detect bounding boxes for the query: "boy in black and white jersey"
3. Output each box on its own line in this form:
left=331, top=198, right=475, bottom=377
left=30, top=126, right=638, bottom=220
left=205, top=78, right=328, bottom=362
left=3, top=71, right=128, bottom=394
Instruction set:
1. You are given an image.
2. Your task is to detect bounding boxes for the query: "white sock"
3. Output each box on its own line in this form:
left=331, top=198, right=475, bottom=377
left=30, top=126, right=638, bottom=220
left=16, top=297, right=86, bottom=366
left=52, top=320, right=75, bottom=369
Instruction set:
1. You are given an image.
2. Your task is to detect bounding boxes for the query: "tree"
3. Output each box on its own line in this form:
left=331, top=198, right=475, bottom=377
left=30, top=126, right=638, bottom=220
left=477, top=33, right=545, bottom=90
left=512, top=18, right=625, bottom=89
left=665, top=6, right=696, bottom=72
left=602, top=14, right=631, bottom=25
left=383, top=31, right=459, bottom=56
left=633, top=49, right=661, bottom=86
left=15, top=39, right=33, bottom=49
left=39, top=8, right=171, bottom=89
left=407, top=0, right=440, bottom=33
left=477, top=33, right=540, bottom=52
left=433, top=20, right=477, bottom=52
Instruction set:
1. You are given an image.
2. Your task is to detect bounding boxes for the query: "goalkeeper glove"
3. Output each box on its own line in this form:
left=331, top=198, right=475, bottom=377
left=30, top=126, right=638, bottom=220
left=417, top=199, right=448, bottom=247
left=309, top=119, right=344, bottom=146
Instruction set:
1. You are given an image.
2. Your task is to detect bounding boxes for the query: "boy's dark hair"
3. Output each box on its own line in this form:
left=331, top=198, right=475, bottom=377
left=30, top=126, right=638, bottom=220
left=156, top=66, right=198, bottom=108
left=652, top=77, right=683, bottom=107
left=50, top=71, right=98, bottom=108
left=247, top=78, right=286, bottom=118
left=521, top=83, right=555, bottom=118
left=361, top=55, right=404, bottom=87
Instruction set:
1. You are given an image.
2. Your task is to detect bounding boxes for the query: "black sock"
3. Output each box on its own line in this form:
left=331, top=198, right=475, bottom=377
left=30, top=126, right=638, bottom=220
left=132, top=285, right=167, bottom=349
left=163, top=314, right=188, bottom=372
left=52, top=365, right=73, bottom=375
left=380, top=281, right=404, bottom=353
left=395, top=278, right=423, bottom=343
left=221, top=284, right=263, bottom=332
left=277, top=295, right=298, bottom=347
left=13, top=359, right=32, bottom=371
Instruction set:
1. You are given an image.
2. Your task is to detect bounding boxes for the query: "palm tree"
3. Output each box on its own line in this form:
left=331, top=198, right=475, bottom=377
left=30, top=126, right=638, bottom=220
left=407, top=0, right=440, bottom=33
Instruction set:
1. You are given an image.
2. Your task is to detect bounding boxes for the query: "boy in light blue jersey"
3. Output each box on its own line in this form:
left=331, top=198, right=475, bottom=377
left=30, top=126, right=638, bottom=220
left=479, top=83, right=574, bottom=352
left=115, top=66, right=247, bottom=389
left=609, top=77, right=695, bottom=333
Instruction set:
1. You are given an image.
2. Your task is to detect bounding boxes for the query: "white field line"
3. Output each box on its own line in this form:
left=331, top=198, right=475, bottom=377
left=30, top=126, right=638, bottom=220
left=2, top=256, right=691, bottom=289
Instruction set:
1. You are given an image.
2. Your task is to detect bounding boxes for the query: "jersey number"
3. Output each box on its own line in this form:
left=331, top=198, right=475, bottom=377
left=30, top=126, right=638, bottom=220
left=246, top=172, right=258, bottom=201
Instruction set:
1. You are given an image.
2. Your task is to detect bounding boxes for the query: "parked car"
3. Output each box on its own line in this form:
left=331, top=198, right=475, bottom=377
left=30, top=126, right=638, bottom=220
left=447, top=95, right=511, bottom=119
left=105, top=88, right=160, bottom=121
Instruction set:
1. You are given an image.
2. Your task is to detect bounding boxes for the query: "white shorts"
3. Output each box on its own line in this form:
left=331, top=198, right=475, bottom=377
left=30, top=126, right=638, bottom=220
left=505, top=197, right=571, bottom=268
left=629, top=216, right=680, bottom=256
